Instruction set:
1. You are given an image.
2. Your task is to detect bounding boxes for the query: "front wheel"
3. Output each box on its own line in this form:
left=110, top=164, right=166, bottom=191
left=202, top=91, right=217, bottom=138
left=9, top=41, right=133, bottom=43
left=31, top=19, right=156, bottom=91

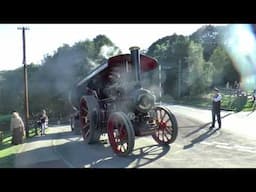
left=107, top=112, right=135, bottom=156
left=152, top=106, right=178, bottom=145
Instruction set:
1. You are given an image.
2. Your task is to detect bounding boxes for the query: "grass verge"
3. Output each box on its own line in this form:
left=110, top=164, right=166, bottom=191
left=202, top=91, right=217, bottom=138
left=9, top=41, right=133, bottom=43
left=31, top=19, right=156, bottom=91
left=0, top=128, right=36, bottom=168
left=162, top=93, right=255, bottom=112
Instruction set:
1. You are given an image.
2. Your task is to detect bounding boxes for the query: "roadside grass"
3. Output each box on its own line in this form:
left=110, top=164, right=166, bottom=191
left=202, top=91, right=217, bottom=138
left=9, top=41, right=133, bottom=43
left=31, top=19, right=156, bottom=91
left=242, top=100, right=255, bottom=112
left=0, top=128, right=36, bottom=168
left=0, top=131, right=20, bottom=168
left=162, top=92, right=254, bottom=112
left=162, top=94, right=212, bottom=109
left=177, top=97, right=211, bottom=109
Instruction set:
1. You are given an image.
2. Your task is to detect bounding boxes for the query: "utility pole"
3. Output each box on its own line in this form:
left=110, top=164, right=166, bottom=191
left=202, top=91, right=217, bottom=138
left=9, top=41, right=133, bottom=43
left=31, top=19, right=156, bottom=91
left=18, top=26, right=30, bottom=138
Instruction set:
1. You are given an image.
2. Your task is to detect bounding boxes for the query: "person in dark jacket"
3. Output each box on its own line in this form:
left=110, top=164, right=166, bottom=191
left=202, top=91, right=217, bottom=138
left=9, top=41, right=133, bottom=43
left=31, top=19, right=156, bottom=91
left=253, top=89, right=256, bottom=111
left=209, top=87, right=222, bottom=130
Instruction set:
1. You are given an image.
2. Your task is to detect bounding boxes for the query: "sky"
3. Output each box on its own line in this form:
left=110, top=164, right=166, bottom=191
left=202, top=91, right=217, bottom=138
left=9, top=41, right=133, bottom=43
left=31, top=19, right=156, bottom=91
left=0, top=24, right=226, bottom=71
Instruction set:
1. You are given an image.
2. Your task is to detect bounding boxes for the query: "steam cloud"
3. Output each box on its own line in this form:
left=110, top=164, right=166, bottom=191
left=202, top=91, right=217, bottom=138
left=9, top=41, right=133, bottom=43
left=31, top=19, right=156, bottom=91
left=222, top=24, right=256, bottom=91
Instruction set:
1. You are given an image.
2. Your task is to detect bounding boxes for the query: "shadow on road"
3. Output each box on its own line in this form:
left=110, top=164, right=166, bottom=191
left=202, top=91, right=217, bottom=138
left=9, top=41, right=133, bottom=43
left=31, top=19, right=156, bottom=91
left=183, top=128, right=219, bottom=150
left=182, top=112, right=233, bottom=150
left=16, top=127, right=171, bottom=168
left=23, top=129, right=79, bottom=144
left=129, top=144, right=170, bottom=168
left=184, top=112, right=232, bottom=138
left=15, top=145, right=70, bottom=168
left=53, top=138, right=171, bottom=168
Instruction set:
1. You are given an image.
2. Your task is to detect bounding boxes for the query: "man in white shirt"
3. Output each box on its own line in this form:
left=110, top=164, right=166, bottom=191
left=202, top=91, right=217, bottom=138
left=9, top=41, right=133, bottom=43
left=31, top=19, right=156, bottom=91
left=209, top=87, right=222, bottom=130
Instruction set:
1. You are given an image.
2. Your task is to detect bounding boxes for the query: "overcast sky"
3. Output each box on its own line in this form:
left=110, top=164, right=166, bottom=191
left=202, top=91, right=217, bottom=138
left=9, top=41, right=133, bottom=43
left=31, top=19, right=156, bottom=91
left=0, top=24, right=226, bottom=71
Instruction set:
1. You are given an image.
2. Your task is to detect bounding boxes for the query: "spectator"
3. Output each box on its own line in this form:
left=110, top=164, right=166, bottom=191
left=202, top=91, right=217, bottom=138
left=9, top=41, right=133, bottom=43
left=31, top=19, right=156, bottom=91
left=209, top=87, right=222, bottom=130
left=253, top=89, right=256, bottom=111
left=40, top=109, right=48, bottom=136
left=10, top=111, right=25, bottom=145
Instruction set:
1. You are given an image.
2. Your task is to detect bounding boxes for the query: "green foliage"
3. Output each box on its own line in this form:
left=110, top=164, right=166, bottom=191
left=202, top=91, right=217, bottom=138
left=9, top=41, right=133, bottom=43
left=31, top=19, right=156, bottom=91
left=186, top=41, right=213, bottom=96
left=146, top=24, right=240, bottom=99
left=0, top=128, right=36, bottom=167
left=172, top=89, right=252, bottom=112
left=0, top=25, right=242, bottom=119
left=209, top=46, right=239, bottom=86
left=0, top=114, right=11, bottom=122
left=231, top=95, right=248, bottom=112
left=189, top=25, right=224, bottom=61
left=0, top=34, right=121, bottom=119
left=221, top=94, right=251, bottom=112
left=0, top=131, right=19, bottom=168
left=147, top=34, right=190, bottom=97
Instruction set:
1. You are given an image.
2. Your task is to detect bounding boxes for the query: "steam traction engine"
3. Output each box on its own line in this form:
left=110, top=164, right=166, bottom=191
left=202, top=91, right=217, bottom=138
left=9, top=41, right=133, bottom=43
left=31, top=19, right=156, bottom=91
left=70, top=47, right=178, bottom=156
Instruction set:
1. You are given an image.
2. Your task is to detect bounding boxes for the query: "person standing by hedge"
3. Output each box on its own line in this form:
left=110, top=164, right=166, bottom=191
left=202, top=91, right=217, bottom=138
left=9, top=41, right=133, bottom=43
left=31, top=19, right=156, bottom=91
left=252, top=89, right=256, bottom=111
left=209, top=87, right=222, bottom=130
left=40, top=109, right=48, bottom=136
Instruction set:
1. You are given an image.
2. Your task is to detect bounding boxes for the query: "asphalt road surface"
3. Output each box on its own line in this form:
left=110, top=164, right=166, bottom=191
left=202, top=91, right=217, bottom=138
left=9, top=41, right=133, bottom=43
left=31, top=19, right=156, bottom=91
left=15, top=105, right=256, bottom=168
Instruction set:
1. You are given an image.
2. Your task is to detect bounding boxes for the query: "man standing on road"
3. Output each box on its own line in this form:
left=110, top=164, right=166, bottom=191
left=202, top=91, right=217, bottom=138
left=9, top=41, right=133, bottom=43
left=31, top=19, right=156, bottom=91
left=40, top=109, right=48, bottom=136
left=210, top=87, right=222, bottom=130
left=252, top=89, right=256, bottom=111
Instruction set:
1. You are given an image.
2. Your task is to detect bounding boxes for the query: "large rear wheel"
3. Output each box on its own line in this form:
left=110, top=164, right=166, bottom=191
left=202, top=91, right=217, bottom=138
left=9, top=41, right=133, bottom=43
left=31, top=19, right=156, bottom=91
left=80, top=96, right=101, bottom=144
left=152, top=106, right=178, bottom=145
left=107, top=112, right=135, bottom=156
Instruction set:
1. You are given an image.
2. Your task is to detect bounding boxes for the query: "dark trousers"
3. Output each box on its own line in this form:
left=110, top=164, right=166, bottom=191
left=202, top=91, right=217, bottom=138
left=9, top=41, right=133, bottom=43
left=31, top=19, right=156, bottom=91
left=211, top=110, right=221, bottom=128
left=35, top=121, right=41, bottom=135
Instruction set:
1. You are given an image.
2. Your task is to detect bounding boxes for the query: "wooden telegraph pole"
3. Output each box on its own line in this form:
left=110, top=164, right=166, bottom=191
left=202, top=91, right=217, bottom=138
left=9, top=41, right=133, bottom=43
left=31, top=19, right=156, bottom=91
left=18, top=26, right=30, bottom=138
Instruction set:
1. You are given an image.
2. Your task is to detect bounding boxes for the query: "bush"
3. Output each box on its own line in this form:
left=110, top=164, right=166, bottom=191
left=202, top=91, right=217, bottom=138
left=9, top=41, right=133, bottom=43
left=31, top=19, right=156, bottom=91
left=0, top=122, right=10, bottom=132
left=0, top=114, right=11, bottom=132
left=231, top=95, right=248, bottom=112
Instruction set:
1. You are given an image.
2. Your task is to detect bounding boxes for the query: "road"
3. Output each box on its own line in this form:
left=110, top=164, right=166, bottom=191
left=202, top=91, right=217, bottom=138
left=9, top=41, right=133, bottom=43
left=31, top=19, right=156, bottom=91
left=15, top=105, right=256, bottom=168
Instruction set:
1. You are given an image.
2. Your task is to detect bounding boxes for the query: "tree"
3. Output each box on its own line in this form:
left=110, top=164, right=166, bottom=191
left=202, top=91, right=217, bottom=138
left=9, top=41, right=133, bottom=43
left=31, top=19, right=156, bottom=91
left=209, top=46, right=239, bottom=86
left=0, top=35, right=122, bottom=119
left=147, top=34, right=190, bottom=97
left=190, top=25, right=225, bottom=61
left=186, top=41, right=214, bottom=96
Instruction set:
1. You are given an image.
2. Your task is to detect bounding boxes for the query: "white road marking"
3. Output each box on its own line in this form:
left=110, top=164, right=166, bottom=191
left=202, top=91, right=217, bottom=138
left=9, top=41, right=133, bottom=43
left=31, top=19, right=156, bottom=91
left=216, top=145, right=234, bottom=150
left=209, top=141, right=230, bottom=145
left=201, top=141, right=256, bottom=154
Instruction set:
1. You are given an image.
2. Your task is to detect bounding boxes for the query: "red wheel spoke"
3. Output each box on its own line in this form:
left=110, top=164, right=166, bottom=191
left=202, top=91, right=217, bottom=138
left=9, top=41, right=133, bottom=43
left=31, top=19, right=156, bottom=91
left=107, top=112, right=134, bottom=156
left=163, top=133, right=170, bottom=141
left=165, top=126, right=172, bottom=134
left=162, top=129, right=165, bottom=141
left=121, top=144, right=127, bottom=152
left=161, top=112, right=167, bottom=122
left=152, top=107, right=178, bottom=145
left=164, top=119, right=171, bottom=124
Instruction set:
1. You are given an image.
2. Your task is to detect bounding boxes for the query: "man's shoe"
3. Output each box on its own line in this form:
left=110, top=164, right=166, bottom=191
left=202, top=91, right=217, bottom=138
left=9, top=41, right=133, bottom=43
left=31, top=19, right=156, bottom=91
left=209, top=126, right=214, bottom=129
